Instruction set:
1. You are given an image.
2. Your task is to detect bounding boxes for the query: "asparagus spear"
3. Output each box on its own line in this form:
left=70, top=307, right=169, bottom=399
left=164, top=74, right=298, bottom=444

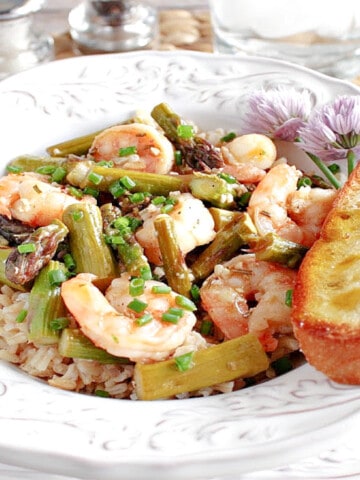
left=5, top=220, right=69, bottom=286
left=28, top=260, right=68, bottom=345
left=134, top=333, right=269, bottom=400
left=62, top=203, right=118, bottom=279
left=253, top=232, right=308, bottom=269
left=46, top=115, right=141, bottom=157
left=154, top=215, right=193, bottom=297
left=188, top=172, right=236, bottom=209
left=208, top=207, right=240, bottom=230
left=46, top=130, right=104, bottom=157
left=8, top=155, right=68, bottom=174
left=101, top=203, right=151, bottom=278
left=67, top=163, right=188, bottom=196
left=0, top=247, right=29, bottom=291
left=59, top=328, right=132, bottom=364
left=151, top=102, right=224, bottom=171
left=0, top=215, right=35, bottom=245
left=191, top=212, right=257, bottom=281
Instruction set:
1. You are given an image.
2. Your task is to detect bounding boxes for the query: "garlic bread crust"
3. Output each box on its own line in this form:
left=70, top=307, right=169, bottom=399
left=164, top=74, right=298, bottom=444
left=292, top=163, right=360, bottom=384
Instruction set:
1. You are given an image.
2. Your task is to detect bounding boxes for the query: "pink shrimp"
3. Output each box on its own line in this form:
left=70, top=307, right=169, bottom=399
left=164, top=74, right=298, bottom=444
left=0, top=172, right=94, bottom=227
left=89, top=123, right=175, bottom=174
left=247, top=163, right=337, bottom=247
left=200, top=253, right=297, bottom=352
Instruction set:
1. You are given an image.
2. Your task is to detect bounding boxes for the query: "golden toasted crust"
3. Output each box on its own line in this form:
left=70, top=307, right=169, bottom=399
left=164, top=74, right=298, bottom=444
left=291, top=163, right=360, bottom=384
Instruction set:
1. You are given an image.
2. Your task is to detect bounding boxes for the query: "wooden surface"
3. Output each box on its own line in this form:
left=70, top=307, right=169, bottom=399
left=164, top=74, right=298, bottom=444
left=37, top=3, right=360, bottom=86
left=52, top=9, right=213, bottom=60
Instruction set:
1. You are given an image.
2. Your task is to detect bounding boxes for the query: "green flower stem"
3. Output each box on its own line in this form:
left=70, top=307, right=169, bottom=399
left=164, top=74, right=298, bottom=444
left=347, top=150, right=356, bottom=176
left=306, top=152, right=341, bottom=189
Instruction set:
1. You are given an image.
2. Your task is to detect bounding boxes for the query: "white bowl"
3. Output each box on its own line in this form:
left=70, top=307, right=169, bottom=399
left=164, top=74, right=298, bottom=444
left=0, top=51, right=360, bottom=480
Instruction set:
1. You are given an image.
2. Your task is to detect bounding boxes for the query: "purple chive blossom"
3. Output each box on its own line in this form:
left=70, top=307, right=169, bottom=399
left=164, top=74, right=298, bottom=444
left=241, top=87, right=313, bottom=142
left=298, top=95, right=360, bottom=162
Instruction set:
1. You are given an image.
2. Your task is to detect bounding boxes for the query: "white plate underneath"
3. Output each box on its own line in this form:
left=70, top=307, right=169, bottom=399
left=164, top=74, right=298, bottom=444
left=0, top=50, right=360, bottom=479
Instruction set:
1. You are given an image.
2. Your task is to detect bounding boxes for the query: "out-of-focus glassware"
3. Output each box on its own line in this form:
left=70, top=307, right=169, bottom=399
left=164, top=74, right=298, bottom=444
left=68, top=0, right=158, bottom=52
left=0, top=0, right=54, bottom=80
left=209, top=0, right=360, bottom=79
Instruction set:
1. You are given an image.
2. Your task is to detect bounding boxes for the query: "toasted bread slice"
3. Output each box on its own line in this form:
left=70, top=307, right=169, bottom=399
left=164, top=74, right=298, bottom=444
left=291, top=163, right=360, bottom=384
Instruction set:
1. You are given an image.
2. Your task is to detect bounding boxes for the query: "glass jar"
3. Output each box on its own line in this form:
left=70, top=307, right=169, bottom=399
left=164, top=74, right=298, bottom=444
left=68, top=0, right=158, bottom=52
left=0, top=0, right=54, bottom=80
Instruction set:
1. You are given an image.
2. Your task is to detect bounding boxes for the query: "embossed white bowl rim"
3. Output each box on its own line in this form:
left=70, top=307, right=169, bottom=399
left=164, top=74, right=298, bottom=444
left=0, top=51, right=360, bottom=480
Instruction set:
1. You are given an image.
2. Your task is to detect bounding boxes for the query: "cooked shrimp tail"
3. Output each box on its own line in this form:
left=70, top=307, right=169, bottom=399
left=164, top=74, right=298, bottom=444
left=61, top=273, right=197, bottom=362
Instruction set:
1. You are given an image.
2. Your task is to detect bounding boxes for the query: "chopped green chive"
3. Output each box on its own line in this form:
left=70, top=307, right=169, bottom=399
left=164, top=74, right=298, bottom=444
left=161, top=203, right=175, bottom=214
left=127, top=298, right=148, bottom=313
left=190, top=284, right=200, bottom=302
left=129, top=192, right=146, bottom=203
left=174, top=150, right=182, bottom=165
left=140, top=265, right=152, bottom=280
left=129, top=277, right=145, bottom=296
left=136, top=313, right=153, bottom=326
left=51, top=166, right=67, bottom=183
left=162, top=307, right=184, bottom=324
left=238, top=191, right=252, bottom=208
left=175, top=351, right=194, bottom=372
left=177, top=124, right=194, bottom=139
left=175, top=295, right=197, bottom=311
left=88, top=172, right=103, bottom=185
left=97, top=160, right=114, bottom=168
left=120, top=176, right=136, bottom=190
left=297, top=176, right=312, bottom=188
left=36, top=165, right=57, bottom=175
left=106, top=235, right=125, bottom=245
left=162, top=312, right=180, bottom=324
left=220, top=132, right=237, bottom=142
left=119, top=146, right=137, bottom=157
left=95, top=389, right=111, bottom=397
left=48, top=269, right=68, bottom=286
left=109, top=180, right=126, bottom=198
left=285, top=289, right=293, bottom=307
left=49, top=317, right=70, bottom=331
left=328, top=163, right=340, bottom=174
left=152, top=196, right=166, bottom=206
left=127, top=216, right=143, bottom=231
left=83, top=186, right=99, bottom=198
left=67, top=186, right=83, bottom=199
left=63, top=253, right=76, bottom=271
left=15, top=309, right=27, bottom=323
left=71, top=210, right=84, bottom=222
left=17, top=243, right=36, bottom=254
left=6, top=165, right=23, bottom=174
left=151, top=285, right=171, bottom=294
left=200, top=319, right=213, bottom=335
left=218, top=172, right=237, bottom=184
left=113, top=216, right=130, bottom=231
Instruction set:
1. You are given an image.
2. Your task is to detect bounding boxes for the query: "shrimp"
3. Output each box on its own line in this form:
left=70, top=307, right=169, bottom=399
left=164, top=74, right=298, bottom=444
left=221, top=133, right=277, bottom=183
left=135, top=192, right=216, bottom=265
left=287, top=185, right=337, bottom=246
left=61, top=273, right=197, bottom=363
left=200, top=253, right=297, bottom=352
left=0, top=173, right=95, bottom=227
left=89, top=123, right=175, bottom=174
left=247, top=163, right=337, bottom=247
